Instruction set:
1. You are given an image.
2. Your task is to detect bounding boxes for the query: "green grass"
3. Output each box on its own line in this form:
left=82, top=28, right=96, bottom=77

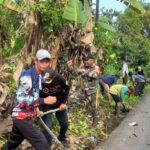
left=143, top=84, right=150, bottom=93
left=125, top=95, right=140, bottom=106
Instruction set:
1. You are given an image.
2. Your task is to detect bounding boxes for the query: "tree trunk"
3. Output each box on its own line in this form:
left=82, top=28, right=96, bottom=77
left=23, top=10, right=40, bottom=55
left=49, top=37, right=61, bottom=70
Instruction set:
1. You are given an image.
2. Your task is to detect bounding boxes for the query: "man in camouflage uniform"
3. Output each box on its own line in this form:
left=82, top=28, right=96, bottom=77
left=67, top=53, right=101, bottom=125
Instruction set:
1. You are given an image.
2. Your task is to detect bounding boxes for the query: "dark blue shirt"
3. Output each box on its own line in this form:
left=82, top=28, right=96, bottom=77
left=101, top=75, right=118, bottom=86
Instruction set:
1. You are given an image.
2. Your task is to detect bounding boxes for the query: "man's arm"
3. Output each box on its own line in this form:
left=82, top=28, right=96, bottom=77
left=59, top=75, right=70, bottom=104
left=83, top=65, right=100, bottom=78
left=131, top=75, right=136, bottom=86
left=58, top=75, right=70, bottom=111
left=66, top=60, right=82, bottom=77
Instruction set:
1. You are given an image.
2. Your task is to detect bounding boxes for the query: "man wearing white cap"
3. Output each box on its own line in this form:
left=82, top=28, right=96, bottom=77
left=1, top=49, right=56, bottom=150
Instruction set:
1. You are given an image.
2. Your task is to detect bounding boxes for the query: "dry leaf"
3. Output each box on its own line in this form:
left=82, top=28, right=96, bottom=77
left=13, top=61, right=23, bottom=84
left=85, top=21, right=93, bottom=32
left=81, top=32, right=94, bottom=45
left=0, top=83, right=9, bottom=106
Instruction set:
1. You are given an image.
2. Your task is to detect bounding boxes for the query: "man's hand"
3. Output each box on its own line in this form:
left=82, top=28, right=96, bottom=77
left=36, top=107, right=44, bottom=117
left=37, top=110, right=44, bottom=117
left=76, top=68, right=85, bottom=73
left=94, top=66, right=100, bottom=75
left=44, top=96, right=57, bottom=105
left=59, top=104, right=67, bottom=111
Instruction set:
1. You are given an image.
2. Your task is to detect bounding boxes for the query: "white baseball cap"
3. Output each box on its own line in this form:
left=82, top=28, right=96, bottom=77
left=36, top=49, right=51, bottom=60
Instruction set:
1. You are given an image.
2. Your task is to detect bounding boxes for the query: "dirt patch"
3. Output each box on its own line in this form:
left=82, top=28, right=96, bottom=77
left=92, top=113, right=128, bottom=150
left=103, top=114, right=126, bottom=134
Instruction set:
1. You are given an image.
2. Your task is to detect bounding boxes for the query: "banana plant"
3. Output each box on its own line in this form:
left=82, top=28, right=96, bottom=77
left=0, top=0, right=23, bottom=13
left=63, top=0, right=91, bottom=26
left=116, top=0, right=145, bottom=13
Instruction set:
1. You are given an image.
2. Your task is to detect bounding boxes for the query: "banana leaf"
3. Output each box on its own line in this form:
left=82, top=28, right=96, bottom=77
left=63, top=0, right=90, bottom=26
left=81, top=0, right=91, bottom=24
left=120, top=0, right=145, bottom=13
left=128, top=0, right=145, bottom=13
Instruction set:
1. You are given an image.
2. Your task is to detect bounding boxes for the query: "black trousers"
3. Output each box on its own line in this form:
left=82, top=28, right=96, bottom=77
left=1, top=118, right=50, bottom=150
left=110, top=94, right=121, bottom=103
left=135, top=82, right=145, bottom=96
left=110, top=94, right=126, bottom=114
left=41, top=106, right=68, bottom=146
left=123, top=72, right=128, bottom=85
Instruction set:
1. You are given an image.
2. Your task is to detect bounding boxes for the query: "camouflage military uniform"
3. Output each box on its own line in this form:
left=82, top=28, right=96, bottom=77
left=72, top=64, right=100, bottom=125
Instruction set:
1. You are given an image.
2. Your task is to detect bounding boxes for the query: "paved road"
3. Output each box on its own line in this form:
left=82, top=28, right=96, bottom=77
left=96, top=94, right=150, bottom=150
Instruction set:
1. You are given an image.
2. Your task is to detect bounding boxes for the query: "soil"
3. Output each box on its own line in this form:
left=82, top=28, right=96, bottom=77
left=103, top=114, right=126, bottom=134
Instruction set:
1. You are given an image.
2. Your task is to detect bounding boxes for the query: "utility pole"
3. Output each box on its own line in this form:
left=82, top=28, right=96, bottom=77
left=95, top=0, right=99, bottom=26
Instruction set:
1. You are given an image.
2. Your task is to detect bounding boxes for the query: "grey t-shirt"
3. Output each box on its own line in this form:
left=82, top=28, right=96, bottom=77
left=132, top=75, right=145, bottom=83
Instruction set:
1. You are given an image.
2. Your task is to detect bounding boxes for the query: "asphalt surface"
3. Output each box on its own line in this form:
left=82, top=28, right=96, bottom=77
left=96, top=94, right=150, bottom=150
